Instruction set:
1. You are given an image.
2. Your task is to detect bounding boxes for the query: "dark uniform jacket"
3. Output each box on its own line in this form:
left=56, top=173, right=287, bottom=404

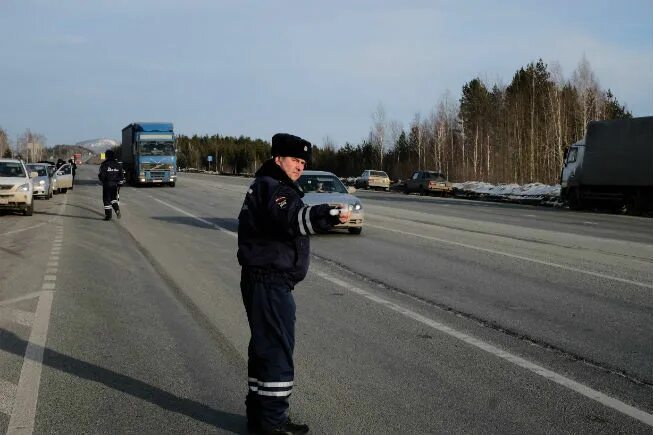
left=98, top=160, right=124, bottom=186
left=238, top=159, right=336, bottom=287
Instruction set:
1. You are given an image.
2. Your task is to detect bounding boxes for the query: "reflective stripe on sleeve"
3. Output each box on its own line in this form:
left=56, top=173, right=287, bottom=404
left=303, top=206, right=315, bottom=234
left=298, top=206, right=308, bottom=236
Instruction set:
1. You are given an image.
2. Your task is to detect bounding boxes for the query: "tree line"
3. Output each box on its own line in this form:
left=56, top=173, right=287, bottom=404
left=175, top=57, right=630, bottom=185
left=3, top=56, right=631, bottom=185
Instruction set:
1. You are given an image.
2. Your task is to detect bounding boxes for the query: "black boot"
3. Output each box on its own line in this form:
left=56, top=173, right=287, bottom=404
left=261, top=418, right=309, bottom=435
left=104, top=211, right=112, bottom=221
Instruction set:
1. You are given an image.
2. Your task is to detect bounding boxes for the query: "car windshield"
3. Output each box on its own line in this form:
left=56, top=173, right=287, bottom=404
left=26, top=165, right=48, bottom=176
left=139, top=141, right=175, bottom=156
left=370, top=171, right=388, bottom=178
left=298, top=174, right=348, bottom=194
left=0, top=162, right=26, bottom=177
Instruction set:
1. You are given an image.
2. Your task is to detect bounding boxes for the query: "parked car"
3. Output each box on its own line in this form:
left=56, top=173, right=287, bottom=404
left=404, top=170, right=454, bottom=196
left=53, top=163, right=73, bottom=193
left=25, top=163, right=54, bottom=199
left=298, top=170, right=364, bottom=234
left=0, top=158, right=36, bottom=215
left=354, top=170, right=391, bottom=191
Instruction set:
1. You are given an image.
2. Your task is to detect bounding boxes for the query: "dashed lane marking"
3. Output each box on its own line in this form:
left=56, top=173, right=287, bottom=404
left=149, top=196, right=237, bottom=238
left=0, top=224, right=46, bottom=237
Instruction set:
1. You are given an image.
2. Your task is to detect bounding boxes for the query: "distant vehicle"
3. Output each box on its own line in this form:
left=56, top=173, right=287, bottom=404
left=54, top=163, right=73, bottom=193
left=560, top=116, right=653, bottom=214
left=403, top=170, right=454, bottom=196
left=0, top=158, right=36, bottom=216
left=25, top=163, right=54, bottom=199
left=298, top=170, right=364, bottom=235
left=355, top=169, right=390, bottom=191
left=121, top=122, right=177, bottom=187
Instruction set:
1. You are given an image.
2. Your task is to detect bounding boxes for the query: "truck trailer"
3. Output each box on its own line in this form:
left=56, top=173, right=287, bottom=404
left=121, top=122, right=177, bottom=187
left=560, top=116, right=652, bottom=214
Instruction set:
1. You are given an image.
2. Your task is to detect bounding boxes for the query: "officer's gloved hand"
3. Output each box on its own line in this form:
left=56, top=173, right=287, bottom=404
left=309, top=204, right=341, bottom=232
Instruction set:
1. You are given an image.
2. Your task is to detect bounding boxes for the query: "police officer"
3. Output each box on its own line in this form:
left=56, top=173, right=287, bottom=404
left=98, top=149, right=124, bottom=221
left=68, top=158, right=77, bottom=188
left=238, top=133, right=348, bottom=434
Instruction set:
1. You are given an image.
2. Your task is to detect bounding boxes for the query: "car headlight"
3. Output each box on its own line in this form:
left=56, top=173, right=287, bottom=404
left=354, top=202, right=362, bottom=210
left=18, top=183, right=30, bottom=192
left=39, top=180, right=45, bottom=185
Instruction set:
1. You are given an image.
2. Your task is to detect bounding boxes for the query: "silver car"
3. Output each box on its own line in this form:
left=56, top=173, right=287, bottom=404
left=298, top=170, right=364, bottom=235
left=0, top=158, right=35, bottom=216
left=25, top=163, right=54, bottom=199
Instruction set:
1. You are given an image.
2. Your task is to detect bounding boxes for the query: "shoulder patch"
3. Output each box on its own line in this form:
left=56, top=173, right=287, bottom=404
left=275, top=196, right=287, bottom=209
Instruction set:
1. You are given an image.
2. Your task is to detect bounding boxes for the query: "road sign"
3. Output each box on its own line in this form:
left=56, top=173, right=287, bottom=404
left=207, top=156, right=213, bottom=162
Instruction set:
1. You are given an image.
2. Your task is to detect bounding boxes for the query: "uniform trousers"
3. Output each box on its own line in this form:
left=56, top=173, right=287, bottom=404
left=102, top=184, right=120, bottom=218
left=241, top=269, right=296, bottom=428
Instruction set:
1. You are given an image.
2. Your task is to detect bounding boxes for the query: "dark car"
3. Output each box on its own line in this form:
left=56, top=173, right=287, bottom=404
left=403, top=170, right=453, bottom=196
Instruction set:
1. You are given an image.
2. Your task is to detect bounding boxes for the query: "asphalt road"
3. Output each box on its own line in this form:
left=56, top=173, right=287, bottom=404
left=0, top=165, right=651, bottom=434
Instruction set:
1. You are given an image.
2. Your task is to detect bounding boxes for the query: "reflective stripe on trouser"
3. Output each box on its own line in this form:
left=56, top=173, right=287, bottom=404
left=102, top=184, right=120, bottom=216
left=241, top=269, right=296, bottom=428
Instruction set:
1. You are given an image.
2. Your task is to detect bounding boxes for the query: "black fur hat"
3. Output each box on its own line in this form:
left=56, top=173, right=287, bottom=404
left=105, top=149, right=115, bottom=160
left=271, top=133, right=312, bottom=163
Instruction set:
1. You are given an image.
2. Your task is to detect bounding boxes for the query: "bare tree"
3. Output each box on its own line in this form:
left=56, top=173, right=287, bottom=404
left=17, top=129, right=46, bottom=163
left=572, top=55, right=600, bottom=135
left=0, top=127, right=10, bottom=157
left=371, top=103, right=387, bottom=168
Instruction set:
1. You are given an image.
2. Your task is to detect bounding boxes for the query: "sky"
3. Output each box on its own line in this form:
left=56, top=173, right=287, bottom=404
left=1, top=0, right=651, bottom=148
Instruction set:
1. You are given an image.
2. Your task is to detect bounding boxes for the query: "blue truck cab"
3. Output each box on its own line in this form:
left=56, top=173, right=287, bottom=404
left=121, top=122, right=177, bottom=187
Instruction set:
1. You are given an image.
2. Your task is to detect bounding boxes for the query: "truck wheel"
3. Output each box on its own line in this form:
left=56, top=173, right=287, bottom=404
left=169, top=182, right=176, bottom=187
left=403, top=186, right=409, bottom=194
left=24, top=202, right=33, bottom=216
left=348, top=227, right=362, bottom=235
left=625, top=190, right=644, bottom=216
left=567, top=188, right=584, bottom=211
left=419, top=186, right=426, bottom=196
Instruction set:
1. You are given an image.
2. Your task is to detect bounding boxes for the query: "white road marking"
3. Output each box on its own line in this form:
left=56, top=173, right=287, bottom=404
left=8, top=291, right=54, bottom=435
left=43, top=275, right=56, bottom=282
left=0, top=293, right=44, bottom=307
left=523, top=214, right=536, bottom=218
left=145, top=192, right=653, bottom=424
left=0, top=378, right=17, bottom=415
left=50, top=256, right=59, bottom=261
left=366, top=223, right=653, bottom=290
left=41, top=283, right=55, bottom=290
left=583, top=221, right=598, bottom=225
left=45, top=268, right=57, bottom=274
left=0, top=307, right=34, bottom=327
left=149, top=197, right=237, bottom=238
left=315, top=270, right=653, bottom=427
left=46, top=262, right=58, bottom=268
left=0, top=224, right=46, bottom=237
